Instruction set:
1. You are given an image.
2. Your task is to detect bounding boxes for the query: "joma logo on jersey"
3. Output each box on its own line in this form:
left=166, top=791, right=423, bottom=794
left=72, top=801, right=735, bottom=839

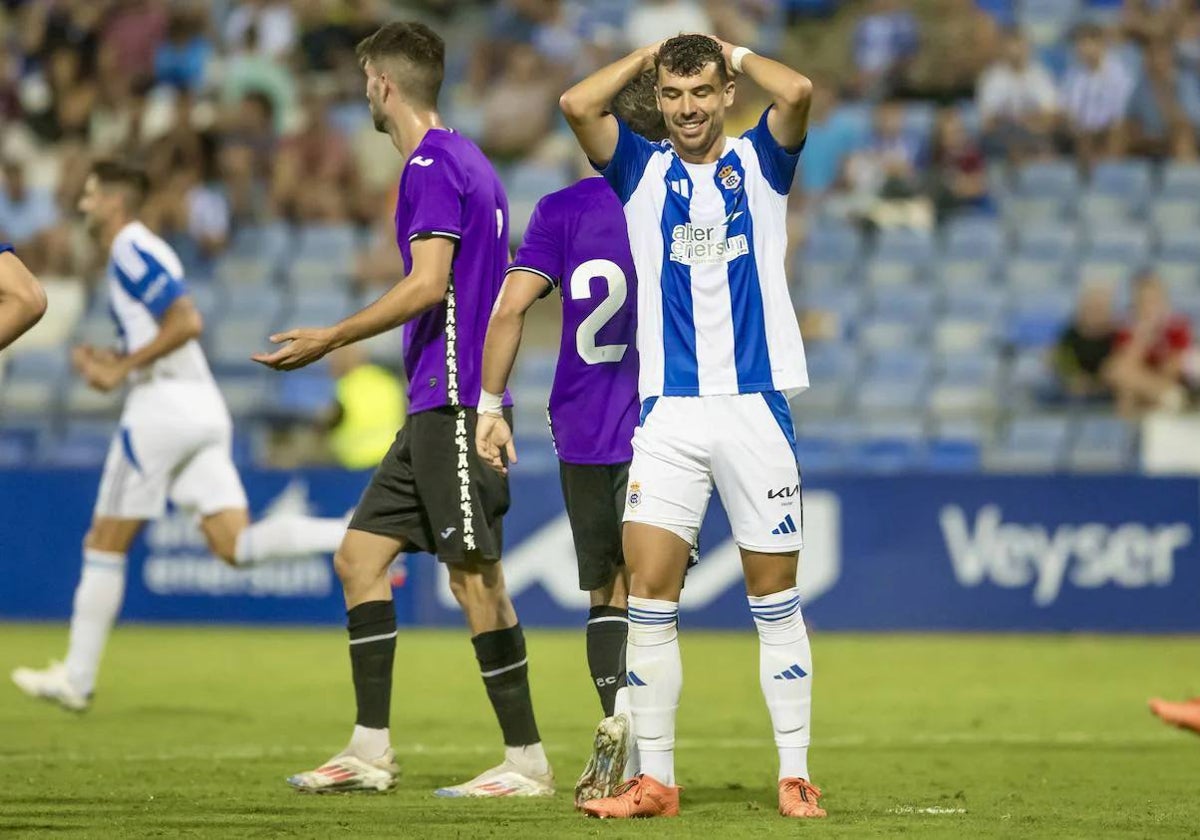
left=768, top=485, right=799, bottom=499
left=669, top=224, right=749, bottom=265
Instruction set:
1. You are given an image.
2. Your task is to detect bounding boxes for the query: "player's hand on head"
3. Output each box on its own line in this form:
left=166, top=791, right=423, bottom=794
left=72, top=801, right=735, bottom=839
left=252, top=327, right=336, bottom=371
left=475, top=412, right=516, bottom=476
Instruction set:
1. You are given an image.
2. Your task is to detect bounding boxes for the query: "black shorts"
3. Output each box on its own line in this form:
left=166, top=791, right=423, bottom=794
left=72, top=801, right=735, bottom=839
left=349, top=407, right=510, bottom=564
left=559, top=460, right=629, bottom=591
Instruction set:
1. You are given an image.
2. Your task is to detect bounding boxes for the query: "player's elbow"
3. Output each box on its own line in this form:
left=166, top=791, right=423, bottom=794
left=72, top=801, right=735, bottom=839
left=415, top=273, right=450, bottom=312
left=16, top=280, right=48, bottom=327
left=184, top=306, right=204, bottom=341
left=779, top=75, right=814, bottom=108
left=559, top=89, right=588, bottom=122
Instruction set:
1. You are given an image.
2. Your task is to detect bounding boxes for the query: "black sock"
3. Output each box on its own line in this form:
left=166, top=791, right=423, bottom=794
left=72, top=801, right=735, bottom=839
left=586, top=606, right=628, bottom=717
left=347, top=600, right=396, bottom=730
left=472, top=624, right=541, bottom=747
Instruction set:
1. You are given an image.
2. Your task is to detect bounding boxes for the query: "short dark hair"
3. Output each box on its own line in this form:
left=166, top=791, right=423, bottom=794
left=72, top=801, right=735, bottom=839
left=90, top=159, right=150, bottom=208
left=356, top=21, right=445, bottom=108
left=655, top=34, right=728, bottom=85
left=612, top=70, right=667, bottom=142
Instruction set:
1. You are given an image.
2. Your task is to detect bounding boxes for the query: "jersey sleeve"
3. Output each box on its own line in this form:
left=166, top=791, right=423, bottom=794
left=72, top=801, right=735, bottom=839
left=112, top=239, right=189, bottom=320
left=0, top=243, right=12, bottom=256
left=593, top=117, right=656, bottom=205
left=401, top=155, right=465, bottom=242
left=742, top=106, right=805, bottom=195
left=507, top=196, right=562, bottom=293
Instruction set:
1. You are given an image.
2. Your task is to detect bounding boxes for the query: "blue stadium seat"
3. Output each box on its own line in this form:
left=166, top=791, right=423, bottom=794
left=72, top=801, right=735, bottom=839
left=938, top=258, right=995, bottom=288
left=933, top=318, right=995, bottom=353
left=1159, top=229, right=1200, bottom=262
left=1008, top=288, right=1073, bottom=346
left=795, top=380, right=848, bottom=415
left=216, top=254, right=278, bottom=288
left=229, top=222, right=291, bottom=264
left=943, top=217, right=1005, bottom=261
left=928, top=382, right=998, bottom=417
left=1008, top=348, right=1056, bottom=391
left=513, top=350, right=558, bottom=390
left=64, top=380, right=122, bottom=417
left=937, top=351, right=1001, bottom=384
left=1090, top=160, right=1153, bottom=204
left=294, top=224, right=358, bottom=265
left=41, top=423, right=113, bottom=467
left=1077, top=192, right=1133, bottom=227
left=846, top=438, right=924, bottom=472
left=858, top=317, right=922, bottom=351
left=864, top=347, right=933, bottom=382
left=1159, top=163, right=1200, bottom=199
left=1154, top=260, right=1200, bottom=300
left=1150, top=198, right=1200, bottom=234
left=985, top=415, right=1071, bottom=472
left=924, top=438, right=983, bottom=472
left=0, top=379, right=59, bottom=419
left=217, top=374, right=269, bottom=419
left=1006, top=256, right=1069, bottom=290
left=507, top=162, right=569, bottom=201
left=794, top=436, right=849, bottom=472
left=1015, top=225, right=1080, bottom=261
left=797, top=260, right=855, bottom=293
left=274, top=372, right=335, bottom=420
left=942, top=284, right=1009, bottom=319
left=931, top=417, right=990, bottom=443
left=1085, top=225, right=1152, bottom=264
left=801, top=285, right=864, bottom=329
left=1068, top=415, right=1136, bottom=471
left=1016, top=160, right=1081, bottom=200
left=1018, top=0, right=1082, bottom=45
left=871, top=283, right=937, bottom=319
left=804, top=342, right=861, bottom=382
left=291, top=290, right=355, bottom=323
left=1073, top=258, right=1134, bottom=287
left=803, top=220, right=863, bottom=262
left=0, top=427, right=37, bottom=467
left=6, top=348, right=69, bottom=382
left=874, top=228, right=936, bottom=263
left=208, top=320, right=274, bottom=374
left=855, top=379, right=927, bottom=414
left=864, top=259, right=917, bottom=289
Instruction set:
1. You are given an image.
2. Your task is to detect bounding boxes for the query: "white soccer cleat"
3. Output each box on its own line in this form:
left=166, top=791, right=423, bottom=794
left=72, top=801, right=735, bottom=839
left=434, top=760, right=555, bottom=798
left=574, top=713, right=631, bottom=808
left=11, top=661, right=90, bottom=712
left=286, top=748, right=400, bottom=793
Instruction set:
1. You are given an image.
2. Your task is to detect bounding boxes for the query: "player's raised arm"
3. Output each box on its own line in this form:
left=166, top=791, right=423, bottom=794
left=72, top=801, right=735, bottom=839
left=254, top=236, right=454, bottom=371
left=714, top=37, right=813, bottom=152
left=0, top=245, right=48, bottom=351
left=560, top=45, right=660, bottom=167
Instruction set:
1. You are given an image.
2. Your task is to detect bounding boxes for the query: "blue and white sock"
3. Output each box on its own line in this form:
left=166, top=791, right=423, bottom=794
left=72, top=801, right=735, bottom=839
left=64, top=549, right=127, bottom=696
left=626, top=596, right=681, bottom=786
left=749, top=587, right=812, bottom=781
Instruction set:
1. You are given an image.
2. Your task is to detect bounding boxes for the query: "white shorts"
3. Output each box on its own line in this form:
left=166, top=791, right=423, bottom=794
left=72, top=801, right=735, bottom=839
left=94, top=381, right=248, bottom=521
left=623, top=392, right=803, bottom=553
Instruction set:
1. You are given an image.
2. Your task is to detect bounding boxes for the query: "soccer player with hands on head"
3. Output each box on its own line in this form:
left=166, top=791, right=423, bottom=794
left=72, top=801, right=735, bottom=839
left=0, top=242, right=47, bottom=351
left=560, top=34, right=823, bottom=819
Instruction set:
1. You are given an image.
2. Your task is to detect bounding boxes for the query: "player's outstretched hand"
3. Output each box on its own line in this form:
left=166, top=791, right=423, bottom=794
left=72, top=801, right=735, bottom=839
left=252, top=327, right=336, bottom=371
left=475, top=412, right=516, bottom=476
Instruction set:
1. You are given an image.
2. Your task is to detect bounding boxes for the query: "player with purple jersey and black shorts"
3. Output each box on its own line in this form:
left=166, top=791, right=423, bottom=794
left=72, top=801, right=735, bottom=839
left=475, top=72, right=667, bottom=806
left=256, top=22, right=552, bottom=799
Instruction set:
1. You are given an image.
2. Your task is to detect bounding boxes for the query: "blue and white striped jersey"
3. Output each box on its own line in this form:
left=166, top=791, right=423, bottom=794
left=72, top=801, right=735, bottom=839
left=596, top=107, right=809, bottom=399
left=107, top=221, right=214, bottom=384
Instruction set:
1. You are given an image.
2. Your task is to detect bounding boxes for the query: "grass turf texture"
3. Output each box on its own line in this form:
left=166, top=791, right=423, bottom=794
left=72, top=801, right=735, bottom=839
left=1, top=626, right=1196, bottom=838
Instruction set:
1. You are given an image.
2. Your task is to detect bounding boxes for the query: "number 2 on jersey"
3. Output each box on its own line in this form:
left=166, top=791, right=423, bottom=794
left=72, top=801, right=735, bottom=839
left=570, top=259, right=628, bottom=365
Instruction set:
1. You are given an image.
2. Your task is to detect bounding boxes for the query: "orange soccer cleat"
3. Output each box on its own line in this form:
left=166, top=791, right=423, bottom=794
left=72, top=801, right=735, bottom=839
left=580, top=774, right=681, bottom=819
left=778, top=777, right=827, bottom=818
left=1149, top=697, right=1200, bottom=735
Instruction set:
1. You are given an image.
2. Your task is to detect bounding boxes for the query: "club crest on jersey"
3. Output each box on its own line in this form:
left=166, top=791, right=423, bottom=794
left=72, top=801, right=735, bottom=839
left=628, top=481, right=642, bottom=509
left=717, top=163, right=741, bottom=191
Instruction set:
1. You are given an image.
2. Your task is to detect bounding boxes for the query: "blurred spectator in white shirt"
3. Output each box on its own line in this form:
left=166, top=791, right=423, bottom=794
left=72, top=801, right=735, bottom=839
left=1060, top=24, right=1135, bottom=165
left=625, top=0, right=714, bottom=47
left=224, top=0, right=298, bottom=60
left=978, top=29, right=1059, bottom=161
left=853, top=0, right=920, bottom=98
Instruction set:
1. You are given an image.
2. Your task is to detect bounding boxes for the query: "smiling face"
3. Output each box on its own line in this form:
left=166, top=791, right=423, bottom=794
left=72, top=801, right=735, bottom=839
left=656, top=61, right=734, bottom=162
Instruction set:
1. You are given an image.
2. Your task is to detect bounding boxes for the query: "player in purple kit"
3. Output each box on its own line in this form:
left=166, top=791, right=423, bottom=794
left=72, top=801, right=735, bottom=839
left=255, top=22, right=551, bottom=797
left=475, top=72, right=666, bottom=807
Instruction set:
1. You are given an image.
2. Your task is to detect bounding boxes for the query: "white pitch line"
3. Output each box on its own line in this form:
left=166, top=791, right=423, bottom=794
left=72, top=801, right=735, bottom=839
left=0, top=731, right=1181, bottom=764
left=889, top=806, right=968, bottom=815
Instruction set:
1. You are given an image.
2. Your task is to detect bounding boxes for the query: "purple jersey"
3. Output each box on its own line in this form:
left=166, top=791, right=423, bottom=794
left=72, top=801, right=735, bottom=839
left=395, top=129, right=512, bottom=414
left=509, top=178, right=639, bottom=465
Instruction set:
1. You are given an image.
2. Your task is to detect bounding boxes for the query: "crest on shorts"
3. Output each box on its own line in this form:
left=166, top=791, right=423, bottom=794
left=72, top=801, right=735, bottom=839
left=628, top=481, right=642, bottom=509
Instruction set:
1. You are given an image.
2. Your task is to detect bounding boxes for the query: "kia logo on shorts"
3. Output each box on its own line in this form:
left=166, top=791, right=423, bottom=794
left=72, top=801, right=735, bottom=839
left=768, top=485, right=799, bottom=499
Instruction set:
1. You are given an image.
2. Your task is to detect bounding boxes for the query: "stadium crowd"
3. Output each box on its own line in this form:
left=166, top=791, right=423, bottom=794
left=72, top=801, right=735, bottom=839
left=0, top=0, right=1198, bottom=471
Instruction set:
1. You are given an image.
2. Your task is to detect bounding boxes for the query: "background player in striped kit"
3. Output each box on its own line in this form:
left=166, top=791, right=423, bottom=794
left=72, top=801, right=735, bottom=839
left=256, top=22, right=551, bottom=798
left=476, top=72, right=666, bottom=807
left=561, top=34, right=823, bottom=819
left=0, top=242, right=47, bottom=351
left=11, top=161, right=349, bottom=713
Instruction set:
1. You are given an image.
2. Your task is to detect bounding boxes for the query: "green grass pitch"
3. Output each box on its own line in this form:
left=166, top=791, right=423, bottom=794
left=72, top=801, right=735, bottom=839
left=1, top=625, right=1197, bottom=838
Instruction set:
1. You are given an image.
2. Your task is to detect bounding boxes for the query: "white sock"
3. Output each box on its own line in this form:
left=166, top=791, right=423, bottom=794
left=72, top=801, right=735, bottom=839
left=626, top=596, right=681, bottom=786
left=749, top=587, right=812, bottom=781
left=233, top=514, right=346, bottom=565
left=64, top=549, right=127, bottom=696
left=348, top=724, right=390, bottom=759
left=505, top=742, right=550, bottom=775
left=613, top=685, right=641, bottom=778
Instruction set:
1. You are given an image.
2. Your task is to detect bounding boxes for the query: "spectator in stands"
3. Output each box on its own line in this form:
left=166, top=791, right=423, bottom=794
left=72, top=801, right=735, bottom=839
left=914, top=0, right=999, bottom=103
left=0, top=158, right=63, bottom=274
left=321, top=344, right=405, bottom=471
left=1175, top=5, right=1200, bottom=159
left=977, top=28, right=1059, bottom=161
left=88, top=53, right=141, bottom=157
left=1060, top=23, right=1135, bottom=167
left=154, top=5, right=213, bottom=93
left=101, top=0, right=169, bottom=87
left=795, top=79, right=866, bottom=203
left=222, top=24, right=298, bottom=135
left=480, top=43, right=560, bottom=162
left=837, top=99, right=933, bottom=230
left=929, top=107, right=991, bottom=222
left=1051, top=282, right=1118, bottom=402
left=852, top=0, right=920, bottom=99
left=272, top=92, right=357, bottom=223
left=1121, top=0, right=1190, bottom=157
left=218, top=91, right=279, bottom=224
left=22, top=44, right=96, bottom=143
left=625, top=0, right=714, bottom=47
left=1106, top=270, right=1193, bottom=416
left=224, top=0, right=297, bottom=61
